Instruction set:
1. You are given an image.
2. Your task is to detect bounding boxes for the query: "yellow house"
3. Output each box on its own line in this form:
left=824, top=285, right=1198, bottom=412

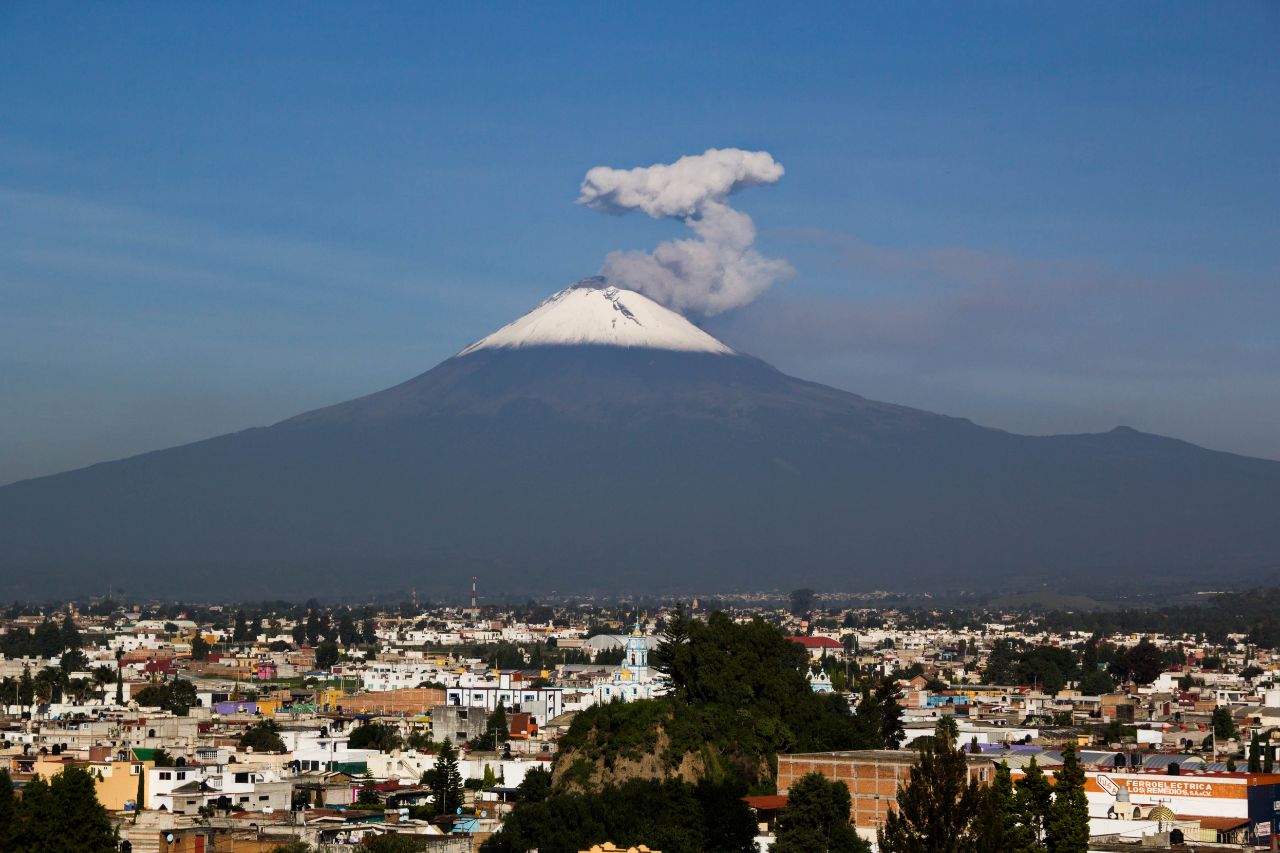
left=18, top=756, right=151, bottom=811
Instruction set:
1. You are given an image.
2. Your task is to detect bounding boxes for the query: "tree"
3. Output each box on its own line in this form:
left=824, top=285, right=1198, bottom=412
left=1248, top=730, right=1262, bottom=772
left=517, top=766, right=551, bottom=804
left=1078, top=669, right=1114, bottom=695
left=984, top=640, right=1018, bottom=685
left=239, top=720, right=286, bottom=753
left=775, top=772, right=870, bottom=852
left=315, top=641, right=340, bottom=670
left=652, top=605, right=692, bottom=700
left=348, top=722, right=403, bottom=753
left=1045, top=745, right=1088, bottom=853
left=0, top=768, right=15, bottom=842
left=356, top=772, right=381, bottom=806
left=878, top=720, right=980, bottom=853
left=789, top=589, right=815, bottom=617
left=972, top=762, right=1040, bottom=853
left=1109, top=638, right=1163, bottom=686
left=9, top=765, right=116, bottom=852
left=17, top=666, right=34, bottom=708
left=431, top=740, right=463, bottom=816
left=338, top=613, right=360, bottom=646
left=876, top=678, right=905, bottom=747
left=1212, top=706, right=1236, bottom=741
left=471, top=702, right=509, bottom=750
left=1014, top=757, right=1052, bottom=849
left=133, top=677, right=198, bottom=716
left=33, top=620, right=63, bottom=658
left=233, top=610, right=252, bottom=643
left=191, top=635, right=211, bottom=661
left=59, top=614, right=82, bottom=651
left=50, top=764, right=118, bottom=851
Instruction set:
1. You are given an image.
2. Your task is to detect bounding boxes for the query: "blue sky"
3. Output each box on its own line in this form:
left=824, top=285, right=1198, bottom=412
left=2, top=3, right=1277, bottom=484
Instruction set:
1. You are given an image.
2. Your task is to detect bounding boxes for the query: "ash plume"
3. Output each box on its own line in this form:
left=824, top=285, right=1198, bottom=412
left=578, top=148, right=793, bottom=315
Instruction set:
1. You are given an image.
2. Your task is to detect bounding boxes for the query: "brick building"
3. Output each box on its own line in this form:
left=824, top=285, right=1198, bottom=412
left=777, top=750, right=991, bottom=833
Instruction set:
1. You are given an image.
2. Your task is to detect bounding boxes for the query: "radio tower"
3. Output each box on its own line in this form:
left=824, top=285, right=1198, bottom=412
left=469, top=576, right=478, bottom=618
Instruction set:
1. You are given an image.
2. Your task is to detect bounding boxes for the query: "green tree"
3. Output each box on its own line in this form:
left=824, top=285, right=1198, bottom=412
left=984, top=640, right=1018, bottom=685
left=191, top=635, right=211, bottom=661
left=239, top=719, right=287, bottom=753
left=50, top=765, right=118, bottom=851
left=972, top=762, right=1040, bottom=853
left=348, top=721, right=403, bottom=753
left=878, top=720, right=979, bottom=853
left=652, top=605, right=692, bottom=699
left=133, top=677, right=198, bottom=716
left=471, top=702, right=510, bottom=750
left=517, top=766, right=551, bottom=804
left=875, top=678, right=905, bottom=747
left=10, top=766, right=116, bottom=852
left=1248, top=731, right=1262, bottom=772
left=1045, top=745, right=1088, bottom=853
left=1077, top=669, right=1114, bottom=695
left=59, top=614, right=82, bottom=651
left=1014, top=757, right=1052, bottom=849
left=0, top=768, right=15, bottom=841
left=233, top=610, right=252, bottom=642
left=1211, top=706, right=1236, bottom=741
left=315, top=640, right=340, bottom=670
left=431, top=741, right=463, bottom=816
left=775, top=772, right=871, bottom=852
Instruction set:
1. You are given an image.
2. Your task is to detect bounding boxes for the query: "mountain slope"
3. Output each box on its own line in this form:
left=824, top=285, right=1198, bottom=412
left=1, top=283, right=1278, bottom=598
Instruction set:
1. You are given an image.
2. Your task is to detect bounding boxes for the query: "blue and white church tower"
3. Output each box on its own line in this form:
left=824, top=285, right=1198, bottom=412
left=592, top=620, right=666, bottom=704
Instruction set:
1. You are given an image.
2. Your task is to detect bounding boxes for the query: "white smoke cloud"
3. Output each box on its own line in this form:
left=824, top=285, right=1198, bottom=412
left=578, top=148, right=793, bottom=315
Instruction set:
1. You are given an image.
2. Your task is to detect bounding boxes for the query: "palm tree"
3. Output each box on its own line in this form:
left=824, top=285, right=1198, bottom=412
left=92, top=666, right=115, bottom=704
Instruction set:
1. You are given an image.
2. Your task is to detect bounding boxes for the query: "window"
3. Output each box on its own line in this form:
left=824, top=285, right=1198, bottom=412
left=234, top=772, right=250, bottom=783
left=130, top=765, right=141, bottom=776
left=239, top=796, right=249, bottom=803
left=259, top=795, right=269, bottom=801
left=176, top=772, right=186, bottom=780
left=159, top=772, right=172, bottom=780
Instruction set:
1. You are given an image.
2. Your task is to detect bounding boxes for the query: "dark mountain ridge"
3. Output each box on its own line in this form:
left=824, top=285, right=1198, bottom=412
left=2, top=344, right=1278, bottom=600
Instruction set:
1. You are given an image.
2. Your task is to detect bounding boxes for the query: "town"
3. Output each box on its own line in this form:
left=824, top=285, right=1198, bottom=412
left=3, top=585, right=1279, bottom=852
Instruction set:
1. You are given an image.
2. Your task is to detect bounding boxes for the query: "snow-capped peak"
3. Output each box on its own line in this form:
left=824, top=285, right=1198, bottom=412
left=458, top=278, right=735, bottom=356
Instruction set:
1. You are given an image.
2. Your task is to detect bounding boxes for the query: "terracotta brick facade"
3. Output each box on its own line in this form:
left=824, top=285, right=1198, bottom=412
left=778, top=750, right=991, bottom=832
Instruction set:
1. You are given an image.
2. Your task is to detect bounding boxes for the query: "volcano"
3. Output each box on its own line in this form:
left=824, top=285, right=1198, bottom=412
left=2, top=278, right=1278, bottom=599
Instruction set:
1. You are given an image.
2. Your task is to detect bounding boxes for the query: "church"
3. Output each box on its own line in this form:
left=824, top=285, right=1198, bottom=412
left=592, top=624, right=667, bottom=704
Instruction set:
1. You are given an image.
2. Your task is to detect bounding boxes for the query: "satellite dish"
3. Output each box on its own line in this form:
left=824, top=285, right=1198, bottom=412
left=456, top=807, right=462, bottom=814
left=481, top=810, right=487, bottom=818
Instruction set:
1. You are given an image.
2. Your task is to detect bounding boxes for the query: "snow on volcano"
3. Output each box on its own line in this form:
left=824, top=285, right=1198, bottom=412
left=458, top=277, right=734, bottom=356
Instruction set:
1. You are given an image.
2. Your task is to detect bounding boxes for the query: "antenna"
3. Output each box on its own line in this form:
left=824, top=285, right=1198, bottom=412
left=470, top=576, right=478, bottom=616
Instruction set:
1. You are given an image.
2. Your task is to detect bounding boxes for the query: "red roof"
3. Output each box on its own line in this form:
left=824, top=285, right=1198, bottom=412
left=789, top=636, right=842, bottom=648
left=743, top=795, right=788, bottom=811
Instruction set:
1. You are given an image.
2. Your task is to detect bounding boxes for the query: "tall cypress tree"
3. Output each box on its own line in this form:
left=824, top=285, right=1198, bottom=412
left=876, top=678, right=905, bottom=748
left=1014, top=757, right=1051, bottom=851
left=432, top=741, right=463, bottom=816
left=1248, top=731, right=1262, bottom=772
left=1046, top=745, right=1089, bottom=853
left=878, top=720, right=980, bottom=853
